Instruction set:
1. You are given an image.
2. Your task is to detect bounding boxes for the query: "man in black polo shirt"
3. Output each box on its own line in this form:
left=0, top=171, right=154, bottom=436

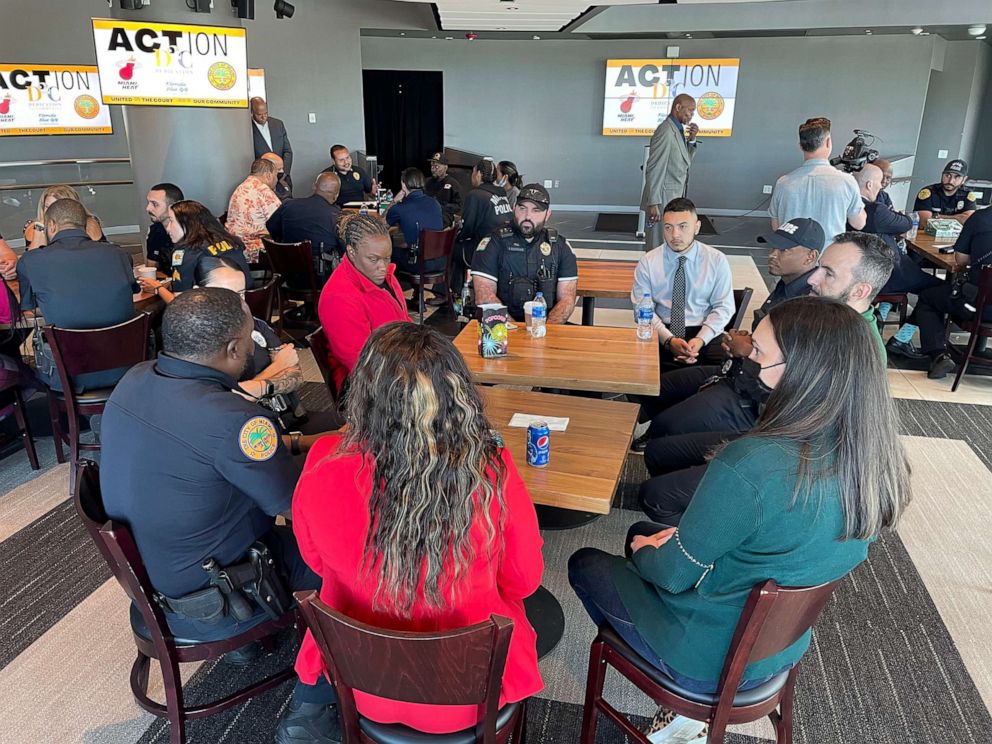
left=16, top=198, right=137, bottom=391
left=914, top=159, right=976, bottom=228
left=321, top=144, right=376, bottom=207
left=425, top=151, right=462, bottom=227
left=144, top=182, right=184, bottom=270
left=266, top=172, right=344, bottom=274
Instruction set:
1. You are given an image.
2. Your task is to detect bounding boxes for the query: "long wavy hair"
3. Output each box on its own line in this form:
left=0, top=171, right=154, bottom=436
left=746, top=296, right=911, bottom=540
left=340, top=322, right=507, bottom=616
left=170, top=200, right=245, bottom=253
left=36, top=184, right=95, bottom=222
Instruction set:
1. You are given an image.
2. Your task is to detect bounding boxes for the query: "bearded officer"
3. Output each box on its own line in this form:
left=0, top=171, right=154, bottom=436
left=471, top=183, right=579, bottom=324
left=913, top=158, right=976, bottom=229
left=424, top=151, right=462, bottom=227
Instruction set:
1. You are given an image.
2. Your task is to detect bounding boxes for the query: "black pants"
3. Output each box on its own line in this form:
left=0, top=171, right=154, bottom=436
left=658, top=327, right=724, bottom=373
left=637, top=333, right=724, bottom=422
left=639, top=431, right=742, bottom=525
left=910, top=283, right=992, bottom=355
left=647, top=370, right=756, bottom=438
left=881, top=253, right=944, bottom=295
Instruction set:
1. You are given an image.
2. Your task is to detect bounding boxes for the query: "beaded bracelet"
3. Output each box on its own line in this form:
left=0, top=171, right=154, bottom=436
left=675, top=529, right=714, bottom=589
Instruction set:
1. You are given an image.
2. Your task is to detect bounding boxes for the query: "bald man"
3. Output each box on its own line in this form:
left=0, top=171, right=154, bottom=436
left=251, top=96, right=293, bottom=191
left=261, top=151, right=292, bottom=202
left=641, top=94, right=699, bottom=250
left=266, top=172, right=344, bottom=277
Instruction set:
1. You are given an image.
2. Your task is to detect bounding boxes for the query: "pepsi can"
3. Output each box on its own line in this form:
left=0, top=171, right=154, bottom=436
left=527, top=422, right=550, bottom=468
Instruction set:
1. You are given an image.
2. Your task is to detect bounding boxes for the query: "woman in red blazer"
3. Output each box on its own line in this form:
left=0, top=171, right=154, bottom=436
left=316, top=214, right=410, bottom=394
left=291, top=322, right=544, bottom=735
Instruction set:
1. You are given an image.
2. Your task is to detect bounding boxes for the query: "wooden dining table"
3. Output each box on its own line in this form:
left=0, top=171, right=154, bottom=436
left=906, top=232, right=960, bottom=274
left=576, top=259, right=636, bottom=325
left=454, top=321, right=660, bottom=396
left=481, top=386, right=639, bottom=515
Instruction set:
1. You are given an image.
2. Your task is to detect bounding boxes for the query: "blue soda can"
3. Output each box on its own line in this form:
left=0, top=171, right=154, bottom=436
left=527, top=422, right=550, bottom=468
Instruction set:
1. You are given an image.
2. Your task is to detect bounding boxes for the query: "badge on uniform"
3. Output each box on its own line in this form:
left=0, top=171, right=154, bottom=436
left=917, top=188, right=931, bottom=200
left=251, top=330, right=268, bottom=348
left=540, top=241, right=552, bottom=256
left=352, top=171, right=361, bottom=181
left=172, top=249, right=185, bottom=266
left=239, top=416, right=279, bottom=461
left=444, top=183, right=452, bottom=189
left=957, top=201, right=964, bottom=210
left=477, top=237, right=490, bottom=252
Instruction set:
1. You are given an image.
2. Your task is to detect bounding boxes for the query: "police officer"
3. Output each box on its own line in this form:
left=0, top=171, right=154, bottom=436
left=322, top=144, right=377, bottom=207
left=100, top=288, right=338, bottom=744
left=424, top=151, right=462, bottom=227
left=471, top=183, right=579, bottom=323
left=913, top=158, right=976, bottom=228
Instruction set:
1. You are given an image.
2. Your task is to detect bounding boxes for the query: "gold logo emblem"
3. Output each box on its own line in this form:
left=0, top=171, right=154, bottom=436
left=352, top=171, right=361, bottom=180
left=540, top=241, right=552, bottom=256
left=207, top=62, right=237, bottom=91
left=238, top=416, right=278, bottom=461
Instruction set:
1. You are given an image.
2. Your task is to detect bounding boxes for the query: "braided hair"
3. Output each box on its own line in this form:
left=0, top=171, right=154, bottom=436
left=340, top=213, right=390, bottom=251
left=475, top=158, right=497, bottom=184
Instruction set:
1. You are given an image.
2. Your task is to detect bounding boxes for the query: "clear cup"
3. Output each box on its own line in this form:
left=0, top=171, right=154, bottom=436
left=138, top=266, right=157, bottom=281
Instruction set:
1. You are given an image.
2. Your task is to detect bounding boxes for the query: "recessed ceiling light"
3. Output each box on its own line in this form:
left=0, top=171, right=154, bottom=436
left=911, top=26, right=924, bottom=35
left=444, top=36, right=453, bottom=40
left=533, top=35, right=541, bottom=40
left=865, top=29, right=872, bottom=35
left=399, top=32, right=405, bottom=36
left=979, top=36, right=988, bottom=40
left=684, top=33, right=692, bottom=38
left=968, top=24, right=987, bottom=36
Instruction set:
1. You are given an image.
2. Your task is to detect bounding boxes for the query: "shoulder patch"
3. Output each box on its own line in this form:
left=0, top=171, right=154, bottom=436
left=239, top=416, right=279, bottom=461
left=917, top=188, right=931, bottom=200
left=443, top=183, right=452, bottom=189
left=476, top=237, right=490, bottom=252
left=967, top=191, right=977, bottom=202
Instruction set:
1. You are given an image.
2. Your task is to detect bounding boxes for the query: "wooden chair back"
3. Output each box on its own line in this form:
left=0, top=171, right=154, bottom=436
left=296, top=590, right=513, bottom=744
left=244, top=272, right=282, bottom=325
left=43, top=312, right=151, bottom=381
left=304, top=326, right=339, bottom=400
left=262, top=237, right=318, bottom=293
left=728, top=287, right=754, bottom=331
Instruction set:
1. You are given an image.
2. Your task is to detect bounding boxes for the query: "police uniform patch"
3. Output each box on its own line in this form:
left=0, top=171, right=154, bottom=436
left=171, top=249, right=185, bottom=267
left=540, top=241, right=552, bottom=256
left=251, top=330, right=267, bottom=348
left=239, top=416, right=279, bottom=461
left=967, top=192, right=977, bottom=202
left=352, top=171, right=361, bottom=181
left=477, top=237, right=490, bottom=252
left=444, top=183, right=452, bottom=189
left=917, top=188, right=931, bottom=200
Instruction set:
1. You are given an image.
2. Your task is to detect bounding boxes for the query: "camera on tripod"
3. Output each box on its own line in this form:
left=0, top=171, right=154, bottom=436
left=830, top=129, right=880, bottom=173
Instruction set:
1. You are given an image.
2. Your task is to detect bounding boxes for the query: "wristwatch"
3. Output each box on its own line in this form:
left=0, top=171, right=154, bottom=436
left=264, top=380, right=274, bottom=397
left=289, top=431, right=303, bottom=456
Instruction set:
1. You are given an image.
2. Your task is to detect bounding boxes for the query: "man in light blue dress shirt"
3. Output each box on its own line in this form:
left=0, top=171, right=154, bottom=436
left=631, top=197, right=735, bottom=379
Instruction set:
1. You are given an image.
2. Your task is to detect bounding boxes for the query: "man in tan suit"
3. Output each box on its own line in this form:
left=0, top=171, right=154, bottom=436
left=641, top=94, right=698, bottom=249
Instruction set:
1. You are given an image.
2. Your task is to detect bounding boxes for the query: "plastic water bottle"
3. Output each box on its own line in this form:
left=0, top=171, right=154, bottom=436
left=531, top=292, right=547, bottom=338
left=636, top=292, right=654, bottom=341
left=454, top=272, right=473, bottom=317
left=907, top=211, right=919, bottom=240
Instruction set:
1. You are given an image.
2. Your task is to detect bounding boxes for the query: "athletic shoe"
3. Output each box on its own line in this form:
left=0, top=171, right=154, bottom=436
left=927, top=353, right=957, bottom=380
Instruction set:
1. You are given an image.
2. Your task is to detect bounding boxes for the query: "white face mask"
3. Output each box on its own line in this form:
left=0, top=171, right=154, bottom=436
left=496, top=177, right=507, bottom=188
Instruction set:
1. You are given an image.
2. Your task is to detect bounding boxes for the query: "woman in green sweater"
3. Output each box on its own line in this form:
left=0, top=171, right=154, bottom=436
left=569, top=295, right=912, bottom=737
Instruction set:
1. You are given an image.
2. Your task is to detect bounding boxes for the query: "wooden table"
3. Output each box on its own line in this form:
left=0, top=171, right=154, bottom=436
left=454, top=321, right=660, bottom=396
left=576, top=259, right=637, bottom=325
left=907, top=233, right=960, bottom=274
left=481, top=387, right=639, bottom=515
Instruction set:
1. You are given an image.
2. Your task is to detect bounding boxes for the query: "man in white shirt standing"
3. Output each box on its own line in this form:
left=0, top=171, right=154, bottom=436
left=769, top=117, right=866, bottom=250
left=251, top=97, right=294, bottom=198
left=632, top=197, right=735, bottom=382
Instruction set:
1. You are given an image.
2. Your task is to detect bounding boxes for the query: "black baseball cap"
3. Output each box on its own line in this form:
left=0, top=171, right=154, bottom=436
left=428, top=151, right=448, bottom=165
left=943, top=159, right=968, bottom=177
left=756, top=218, right=824, bottom=251
left=517, top=183, right=551, bottom=210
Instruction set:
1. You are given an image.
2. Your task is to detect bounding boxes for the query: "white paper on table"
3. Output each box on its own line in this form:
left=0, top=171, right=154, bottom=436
left=508, top=413, right=569, bottom=431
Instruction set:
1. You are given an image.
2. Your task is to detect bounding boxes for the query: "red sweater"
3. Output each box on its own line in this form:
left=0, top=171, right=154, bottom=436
left=317, top=257, right=410, bottom=392
left=292, top=435, right=544, bottom=734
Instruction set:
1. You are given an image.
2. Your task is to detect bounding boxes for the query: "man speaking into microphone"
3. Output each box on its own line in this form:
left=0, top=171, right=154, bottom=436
left=641, top=94, right=698, bottom=250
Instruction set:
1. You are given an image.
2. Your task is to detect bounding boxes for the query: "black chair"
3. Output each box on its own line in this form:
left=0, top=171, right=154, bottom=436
left=0, top=384, right=40, bottom=470
left=43, top=313, right=152, bottom=493
left=947, top=265, right=992, bottom=392
left=728, top=287, right=754, bottom=331
left=873, top=292, right=909, bottom=329
left=73, top=461, right=301, bottom=744
left=244, top=272, right=282, bottom=330
left=580, top=578, right=843, bottom=744
left=296, top=590, right=528, bottom=744
left=305, top=326, right=340, bottom=402
left=262, top=237, right=319, bottom=330
left=394, top=227, right=458, bottom=323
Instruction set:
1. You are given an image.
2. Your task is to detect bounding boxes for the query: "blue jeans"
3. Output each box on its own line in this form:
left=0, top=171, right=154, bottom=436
left=568, top=521, right=774, bottom=695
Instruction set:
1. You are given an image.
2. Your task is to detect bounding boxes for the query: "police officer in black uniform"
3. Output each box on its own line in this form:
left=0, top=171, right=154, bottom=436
left=471, top=183, right=579, bottom=323
left=425, top=151, right=463, bottom=227
left=913, top=158, right=977, bottom=227
left=321, top=144, right=376, bottom=207
left=100, top=288, right=338, bottom=744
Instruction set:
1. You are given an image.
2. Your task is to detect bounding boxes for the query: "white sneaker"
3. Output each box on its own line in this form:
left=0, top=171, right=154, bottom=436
left=645, top=714, right=707, bottom=744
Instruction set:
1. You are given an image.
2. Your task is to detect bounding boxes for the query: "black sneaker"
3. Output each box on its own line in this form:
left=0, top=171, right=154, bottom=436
left=927, top=353, right=957, bottom=380
left=275, top=700, right=341, bottom=744
left=220, top=640, right=262, bottom=667
left=631, top=433, right=650, bottom=453
left=886, top=337, right=927, bottom=360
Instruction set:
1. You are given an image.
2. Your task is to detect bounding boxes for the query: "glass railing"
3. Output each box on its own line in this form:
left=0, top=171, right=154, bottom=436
left=0, top=158, right=141, bottom=248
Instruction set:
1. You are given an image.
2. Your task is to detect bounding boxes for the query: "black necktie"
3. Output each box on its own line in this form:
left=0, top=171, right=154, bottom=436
left=670, top=255, right=688, bottom=339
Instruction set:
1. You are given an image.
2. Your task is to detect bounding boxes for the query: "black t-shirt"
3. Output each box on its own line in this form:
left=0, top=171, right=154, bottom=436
left=246, top=317, right=282, bottom=380
left=913, top=184, right=977, bottom=217
left=146, top=221, right=173, bottom=268
left=170, top=239, right=253, bottom=292
left=954, top=207, right=992, bottom=285
left=458, top=183, right=512, bottom=246
left=322, top=165, right=373, bottom=207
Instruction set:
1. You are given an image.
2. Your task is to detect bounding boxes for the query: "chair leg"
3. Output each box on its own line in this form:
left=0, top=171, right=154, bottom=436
left=772, top=669, right=797, bottom=744
left=418, top=283, right=426, bottom=325
left=12, top=388, right=40, bottom=470
left=47, top=391, right=66, bottom=464
left=951, top=329, right=980, bottom=393
left=580, top=639, right=608, bottom=744
left=512, top=698, right=528, bottom=744
left=67, top=410, right=82, bottom=497
left=160, top=656, right=187, bottom=744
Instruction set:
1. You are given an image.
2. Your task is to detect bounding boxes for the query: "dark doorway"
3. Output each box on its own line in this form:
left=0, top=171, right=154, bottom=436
left=362, top=70, right=443, bottom=193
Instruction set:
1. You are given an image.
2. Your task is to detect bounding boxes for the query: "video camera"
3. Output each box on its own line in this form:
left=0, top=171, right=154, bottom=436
left=830, top=129, right=880, bottom=173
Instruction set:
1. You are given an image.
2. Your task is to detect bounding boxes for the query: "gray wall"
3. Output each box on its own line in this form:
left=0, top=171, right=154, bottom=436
left=362, top=34, right=937, bottom=212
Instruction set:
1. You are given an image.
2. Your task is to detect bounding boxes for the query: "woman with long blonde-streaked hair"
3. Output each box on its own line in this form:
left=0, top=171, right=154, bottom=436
left=280, top=322, right=544, bottom=742
left=24, top=184, right=104, bottom=248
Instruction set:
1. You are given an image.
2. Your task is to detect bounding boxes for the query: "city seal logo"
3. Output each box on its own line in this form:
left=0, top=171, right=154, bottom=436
left=917, top=188, right=931, bottom=200
left=207, top=61, right=237, bottom=91
left=696, top=92, right=725, bottom=121
left=239, top=416, right=278, bottom=461
left=74, top=95, right=101, bottom=120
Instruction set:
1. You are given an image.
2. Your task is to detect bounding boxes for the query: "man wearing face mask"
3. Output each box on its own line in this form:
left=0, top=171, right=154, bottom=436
left=638, top=231, right=894, bottom=526
left=101, top=289, right=335, bottom=741
left=471, top=183, right=578, bottom=324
